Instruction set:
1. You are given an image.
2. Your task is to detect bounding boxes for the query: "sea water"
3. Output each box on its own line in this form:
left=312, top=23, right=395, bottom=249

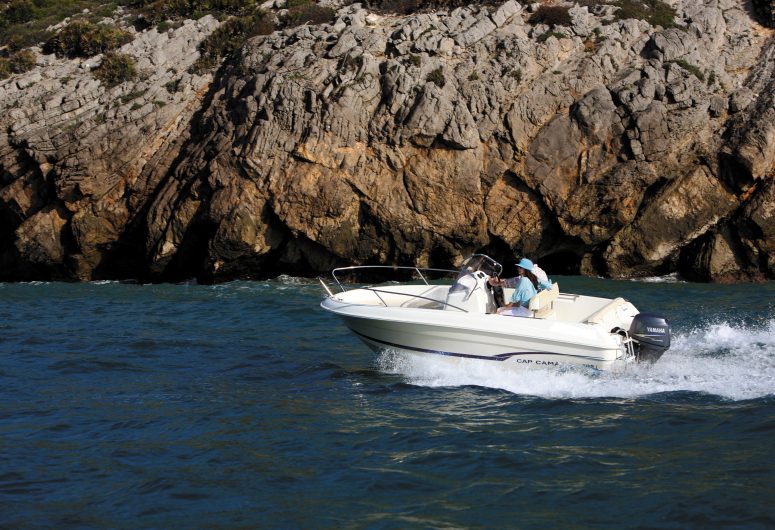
left=0, top=277, right=773, bottom=528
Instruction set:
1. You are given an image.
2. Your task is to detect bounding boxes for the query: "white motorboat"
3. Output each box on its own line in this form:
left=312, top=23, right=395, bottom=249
left=319, top=255, right=671, bottom=372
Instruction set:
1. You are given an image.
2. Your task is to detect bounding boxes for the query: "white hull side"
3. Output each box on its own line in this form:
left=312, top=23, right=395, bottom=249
left=323, top=299, right=629, bottom=371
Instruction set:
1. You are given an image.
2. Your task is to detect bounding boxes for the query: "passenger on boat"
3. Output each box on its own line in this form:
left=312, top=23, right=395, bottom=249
left=490, top=259, right=552, bottom=292
left=532, top=263, right=552, bottom=291
left=490, top=258, right=539, bottom=317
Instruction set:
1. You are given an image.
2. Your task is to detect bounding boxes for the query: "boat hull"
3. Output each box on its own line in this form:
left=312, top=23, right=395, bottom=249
left=323, top=297, right=630, bottom=372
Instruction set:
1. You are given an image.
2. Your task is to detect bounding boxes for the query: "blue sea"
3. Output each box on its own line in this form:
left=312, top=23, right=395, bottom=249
left=1, top=276, right=773, bottom=528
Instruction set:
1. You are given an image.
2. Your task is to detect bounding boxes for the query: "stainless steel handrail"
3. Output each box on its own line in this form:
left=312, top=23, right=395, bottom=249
left=361, top=286, right=469, bottom=312
left=329, top=265, right=458, bottom=293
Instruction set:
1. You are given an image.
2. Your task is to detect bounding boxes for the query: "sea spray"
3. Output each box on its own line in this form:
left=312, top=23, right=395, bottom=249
left=375, top=319, right=775, bottom=401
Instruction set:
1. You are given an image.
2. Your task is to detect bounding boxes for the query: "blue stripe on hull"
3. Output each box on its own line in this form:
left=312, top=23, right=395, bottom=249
left=350, top=329, right=608, bottom=363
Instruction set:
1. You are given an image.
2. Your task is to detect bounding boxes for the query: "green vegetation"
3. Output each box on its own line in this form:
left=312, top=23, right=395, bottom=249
left=426, top=66, right=445, bottom=88
left=529, top=5, right=572, bottom=27
left=667, top=59, right=704, bottom=81
left=165, top=77, right=182, bottom=93
left=405, top=54, right=422, bottom=67
left=282, top=0, right=335, bottom=28
left=4, top=0, right=35, bottom=23
left=0, top=49, right=37, bottom=79
left=94, top=51, right=137, bottom=87
left=0, top=0, right=129, bottom=51
left=190, top=8, right=273, bottom=73
left=136, top=0, right=259, bottom=25
left=613, top=0, right=676, bottom=28
left=120, top=89, right=146, bottom=103
left=363, top=0, right=419, bottom=14
left=576, top=0, right=677, bottom=28
left=10, top=48, right=36, bottom=70
left=537, top=30, right=567, bottom=43
left=361, top=0, right=502, bottom=15
left=1, top=0, right=280, bottom=77
left=43, top=19, right=132, bottom=58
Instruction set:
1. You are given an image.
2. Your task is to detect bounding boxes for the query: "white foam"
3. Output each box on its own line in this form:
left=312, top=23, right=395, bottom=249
left=629, top=272, right=685, bottom=283
left=375, top=319, right=775, bottom=401
left=276, top=274, right=312, bottom=286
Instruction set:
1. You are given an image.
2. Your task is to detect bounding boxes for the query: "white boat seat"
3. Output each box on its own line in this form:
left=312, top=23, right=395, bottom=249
left=585, top=297, right=627, bottom=325
left=528, top=282, right=559, bottom=319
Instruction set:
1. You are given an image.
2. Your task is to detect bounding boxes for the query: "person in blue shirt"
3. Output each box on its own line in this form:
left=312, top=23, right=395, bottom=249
left=490, top=257, right=540, bottom=317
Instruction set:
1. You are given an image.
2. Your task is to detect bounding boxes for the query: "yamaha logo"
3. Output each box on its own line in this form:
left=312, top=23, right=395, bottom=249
left=646, top=326, right=665, bottom=333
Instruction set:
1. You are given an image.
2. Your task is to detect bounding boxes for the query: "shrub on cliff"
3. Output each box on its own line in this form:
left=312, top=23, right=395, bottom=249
left=43, top=19, right=133, bottom=58
left=574, top=0, right=676, bottom=27
left=1, top=0, right=132, bottom=51
left=0, top=49, right=38, bottom=80
left=3, top=0, right=35, bottom=23
left=364, top=0, right=419, bottom=14
left=362, top=0, right=500, bottom=15
left=426, top=66, right=445, bottom=87
left=666, top=59, right=704, bottom=81
left=529, top=5, right=572, bottom=27
left=94, top=51, right=137, bottom=87
left=538, top=30, right=567, bottom=42
left=281, top=0, right=335, bottom=28
left=191, top=9, right=274, bottom=73
left=10, top=49, right=37, bottom=71
left=613, top=0, right=676, bottom=28
left=137, top=0, right=259, bottom=24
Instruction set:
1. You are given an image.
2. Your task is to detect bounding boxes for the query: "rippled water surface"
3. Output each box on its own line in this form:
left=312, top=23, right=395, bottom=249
left=1, top=277, right=774, bottom=528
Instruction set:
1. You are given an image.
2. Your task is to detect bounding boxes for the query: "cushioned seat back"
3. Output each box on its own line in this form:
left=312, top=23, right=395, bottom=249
left=528, top=282, right=559, bottom=318
left=585, top=297, right=627, bottom=324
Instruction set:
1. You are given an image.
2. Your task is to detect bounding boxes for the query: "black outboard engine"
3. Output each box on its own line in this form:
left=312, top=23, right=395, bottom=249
left=628, top=313, right=671, bottom=363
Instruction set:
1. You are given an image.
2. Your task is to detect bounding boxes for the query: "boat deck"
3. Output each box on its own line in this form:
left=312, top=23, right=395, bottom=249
left=331, top=284, right=637, bottom=329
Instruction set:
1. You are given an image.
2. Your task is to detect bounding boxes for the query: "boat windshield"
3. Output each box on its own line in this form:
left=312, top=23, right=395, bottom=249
left=456, top=254, right=502, bottom=280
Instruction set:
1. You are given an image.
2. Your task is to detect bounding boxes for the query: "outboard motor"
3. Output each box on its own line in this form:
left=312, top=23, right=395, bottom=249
left=628, top=313, right=671, bottom=363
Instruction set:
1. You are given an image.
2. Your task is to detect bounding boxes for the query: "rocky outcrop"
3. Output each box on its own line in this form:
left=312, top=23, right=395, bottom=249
left=1, top=0, right=774, bottom=282
left=0, top=16, right=219, bottom=280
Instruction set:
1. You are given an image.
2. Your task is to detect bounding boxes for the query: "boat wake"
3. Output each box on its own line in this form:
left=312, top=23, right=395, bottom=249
left=375, top=319, right=775, bottom=401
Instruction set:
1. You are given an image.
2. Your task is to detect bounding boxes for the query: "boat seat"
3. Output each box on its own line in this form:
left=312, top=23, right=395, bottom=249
left=528, top=282, right=559, bottom=319
left=585, top=297, right=627, bottom=325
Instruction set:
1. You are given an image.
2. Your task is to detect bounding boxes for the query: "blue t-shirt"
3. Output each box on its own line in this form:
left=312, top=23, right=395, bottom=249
left=510, top=276, right=537, bottom=307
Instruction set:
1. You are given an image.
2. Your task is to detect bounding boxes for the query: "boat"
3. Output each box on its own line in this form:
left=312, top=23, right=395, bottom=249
left=319, top=254, right=671, bottom=372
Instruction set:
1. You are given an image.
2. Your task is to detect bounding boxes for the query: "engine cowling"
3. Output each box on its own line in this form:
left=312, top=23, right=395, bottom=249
left=628, top=313, right=671, bottom=363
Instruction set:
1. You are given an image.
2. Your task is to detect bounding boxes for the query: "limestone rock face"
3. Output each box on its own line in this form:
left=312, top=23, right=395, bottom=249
left=0, top=16, right=219, bottom=280
left=1, top=1, right=775, bottom=282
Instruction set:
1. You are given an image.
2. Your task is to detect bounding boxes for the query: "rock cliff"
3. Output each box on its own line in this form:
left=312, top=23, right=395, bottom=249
left=1, top=0, right=774, bottom=282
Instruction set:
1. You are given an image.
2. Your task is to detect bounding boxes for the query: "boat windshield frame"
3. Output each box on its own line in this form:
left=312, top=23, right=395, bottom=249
left=324, top=255, right=503, bottom=294
left=455, top=254, right=503, bottom=280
